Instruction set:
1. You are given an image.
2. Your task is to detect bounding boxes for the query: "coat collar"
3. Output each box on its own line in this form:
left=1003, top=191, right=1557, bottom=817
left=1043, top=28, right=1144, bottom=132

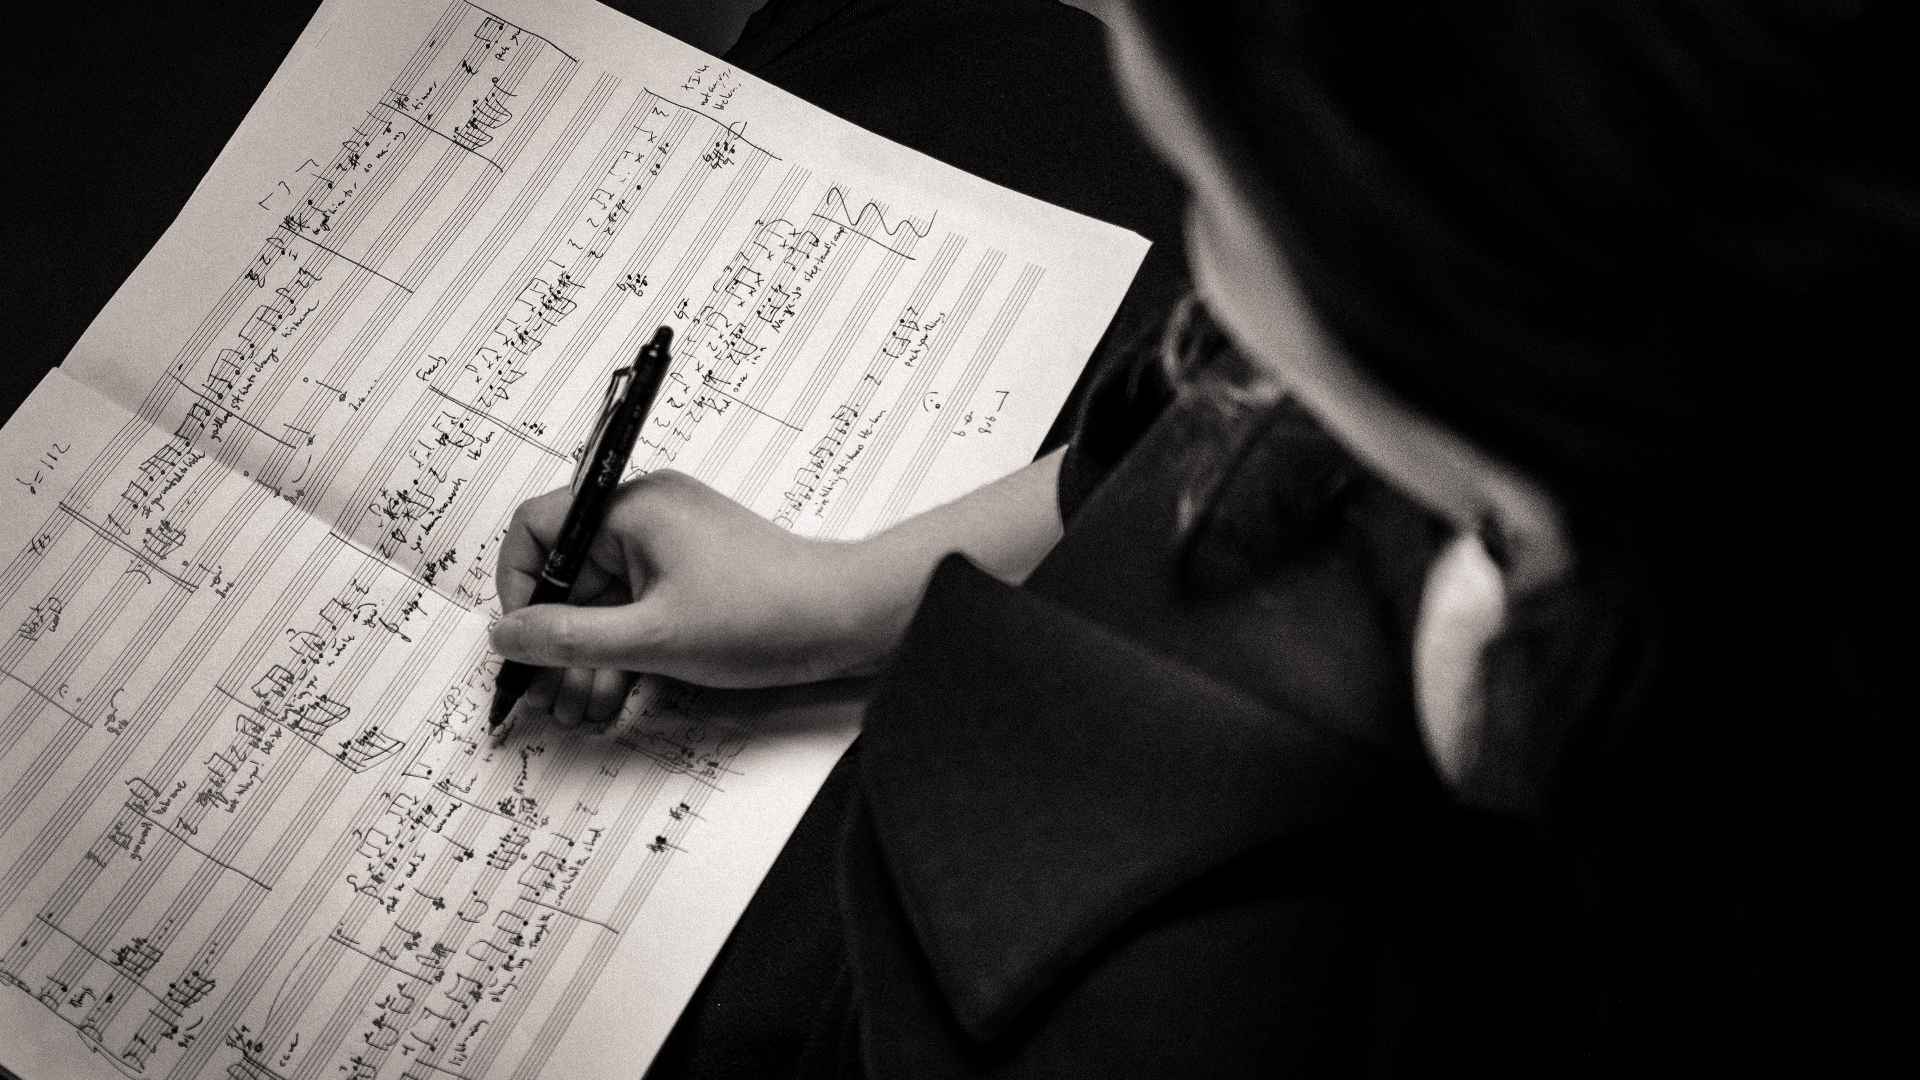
left=859, top=555, right=1434, bottom=1044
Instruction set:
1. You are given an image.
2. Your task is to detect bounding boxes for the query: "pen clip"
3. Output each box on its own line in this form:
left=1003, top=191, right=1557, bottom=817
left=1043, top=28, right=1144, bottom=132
left=572, top=366, right=633, bottom=496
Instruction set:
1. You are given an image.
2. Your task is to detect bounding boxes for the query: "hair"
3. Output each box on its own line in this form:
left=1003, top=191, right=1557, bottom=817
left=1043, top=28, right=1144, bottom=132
left=1130, top=0, right=1910, bottom=1067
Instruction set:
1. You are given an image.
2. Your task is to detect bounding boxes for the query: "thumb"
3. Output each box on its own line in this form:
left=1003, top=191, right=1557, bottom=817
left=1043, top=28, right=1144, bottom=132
left=491, top=601, right=663, bottom=670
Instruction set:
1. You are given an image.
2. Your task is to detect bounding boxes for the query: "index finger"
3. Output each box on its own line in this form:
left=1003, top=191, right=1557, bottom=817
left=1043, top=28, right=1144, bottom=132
left=496, top=485, right=575, bottom=612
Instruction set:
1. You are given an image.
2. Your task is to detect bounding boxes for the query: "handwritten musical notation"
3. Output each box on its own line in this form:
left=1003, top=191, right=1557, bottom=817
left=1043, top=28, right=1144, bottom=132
left=0, top=1, right=1146, bottom=1078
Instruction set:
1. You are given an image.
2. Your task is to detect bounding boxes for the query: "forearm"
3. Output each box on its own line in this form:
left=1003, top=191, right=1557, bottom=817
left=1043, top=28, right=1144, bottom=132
left=830, top=448, right=1064, bottom=671
left=866, top=446, right=1065, bottom=585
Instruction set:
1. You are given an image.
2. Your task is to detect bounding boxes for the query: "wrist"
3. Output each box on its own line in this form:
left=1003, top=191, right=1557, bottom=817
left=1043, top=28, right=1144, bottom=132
left=810, top=529, right=931, bottom=679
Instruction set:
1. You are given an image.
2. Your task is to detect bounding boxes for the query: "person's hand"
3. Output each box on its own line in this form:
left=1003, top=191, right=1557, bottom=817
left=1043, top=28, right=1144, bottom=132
left=490, top=470, right=914, bottom=728
left=489, top=448, right=1066, bottom=729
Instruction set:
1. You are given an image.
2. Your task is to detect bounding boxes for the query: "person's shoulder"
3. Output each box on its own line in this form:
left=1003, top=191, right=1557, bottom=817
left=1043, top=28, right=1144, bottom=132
left=849, top=554, right=1443, bottom=1065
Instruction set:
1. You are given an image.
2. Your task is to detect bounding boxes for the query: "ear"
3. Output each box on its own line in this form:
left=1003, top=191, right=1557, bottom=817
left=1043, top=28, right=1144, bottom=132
left=1414, top=530, right=1507, bottom=783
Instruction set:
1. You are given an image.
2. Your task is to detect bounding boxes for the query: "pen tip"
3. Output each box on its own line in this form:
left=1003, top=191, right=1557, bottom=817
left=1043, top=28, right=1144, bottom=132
left=650, top=324, right=672, bottom=349
left=487, top=695, right=514, bottom=733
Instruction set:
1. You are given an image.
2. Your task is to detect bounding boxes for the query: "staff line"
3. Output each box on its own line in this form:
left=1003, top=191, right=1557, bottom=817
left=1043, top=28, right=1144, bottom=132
left=123, top=808, right=275, bottom=892
left=374, top=99, right=508, bottom=175
left=54, top=504, right=199, bottom=592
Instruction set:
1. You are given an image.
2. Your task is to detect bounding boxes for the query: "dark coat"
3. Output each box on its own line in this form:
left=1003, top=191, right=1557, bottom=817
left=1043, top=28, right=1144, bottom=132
left=654, top=373, right=1582, bottom=1078
left=833, top=382, right=1583, bottom=1078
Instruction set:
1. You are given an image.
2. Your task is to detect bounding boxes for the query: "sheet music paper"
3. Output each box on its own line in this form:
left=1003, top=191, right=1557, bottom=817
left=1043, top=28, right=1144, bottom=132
left=0, top=1, right=1148, bottom=1077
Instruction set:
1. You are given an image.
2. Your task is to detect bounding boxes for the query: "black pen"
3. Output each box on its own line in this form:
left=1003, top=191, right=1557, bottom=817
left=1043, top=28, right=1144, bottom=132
left=488, top=325, right=674, bottom=731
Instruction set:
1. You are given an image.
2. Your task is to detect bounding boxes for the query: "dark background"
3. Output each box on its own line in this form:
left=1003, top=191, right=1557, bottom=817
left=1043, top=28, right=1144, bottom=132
left=1, top=0, right=758, bottom=427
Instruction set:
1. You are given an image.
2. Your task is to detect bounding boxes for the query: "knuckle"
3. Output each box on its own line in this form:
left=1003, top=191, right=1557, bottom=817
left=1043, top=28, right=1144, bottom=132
left=630, top=470, right=679, bottom=507
left=642, top=469, right=696, bottom=503
left=508, top=497, right=540, bottom=530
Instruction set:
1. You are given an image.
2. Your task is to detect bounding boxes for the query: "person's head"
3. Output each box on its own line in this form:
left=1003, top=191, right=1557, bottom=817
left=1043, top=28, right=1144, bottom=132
left=1101, top=0, right=1909, bottom=1064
